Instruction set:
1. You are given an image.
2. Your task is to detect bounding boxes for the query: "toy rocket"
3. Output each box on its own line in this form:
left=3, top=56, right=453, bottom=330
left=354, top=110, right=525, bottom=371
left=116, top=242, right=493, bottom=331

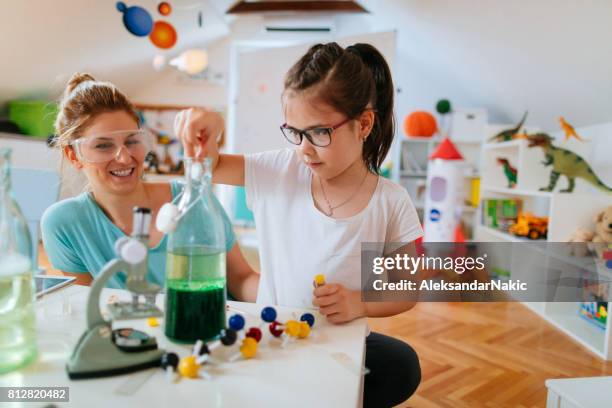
left=424, top=137, right=465, bottom=242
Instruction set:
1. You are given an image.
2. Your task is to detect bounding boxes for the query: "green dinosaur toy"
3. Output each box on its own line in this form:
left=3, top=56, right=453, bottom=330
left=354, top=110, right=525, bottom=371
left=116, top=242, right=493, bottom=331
left=488, top=111, right=528, bottom=142
left=527, top=133, right=612, bottom=193
left=497, top=158, right=517, bottom=188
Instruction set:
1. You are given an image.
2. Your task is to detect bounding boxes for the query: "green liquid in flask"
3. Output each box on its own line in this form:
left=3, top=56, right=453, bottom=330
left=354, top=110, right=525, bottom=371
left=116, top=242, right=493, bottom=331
left=164, top=248, right=226, bottom=343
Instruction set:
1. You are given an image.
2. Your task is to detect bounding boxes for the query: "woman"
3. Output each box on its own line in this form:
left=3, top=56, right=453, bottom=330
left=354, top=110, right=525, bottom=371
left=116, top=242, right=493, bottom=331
left=41, top=73, right=259, bottom=301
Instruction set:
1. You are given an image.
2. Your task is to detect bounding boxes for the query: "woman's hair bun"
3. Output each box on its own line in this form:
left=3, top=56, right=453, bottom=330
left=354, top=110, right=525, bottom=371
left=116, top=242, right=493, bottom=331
left=66, top=72, right=96, bottom=94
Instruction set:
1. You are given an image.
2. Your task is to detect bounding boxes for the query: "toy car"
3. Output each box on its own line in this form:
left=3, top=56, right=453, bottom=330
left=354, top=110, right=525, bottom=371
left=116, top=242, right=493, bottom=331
left=508, top=212, right=548, bottom=240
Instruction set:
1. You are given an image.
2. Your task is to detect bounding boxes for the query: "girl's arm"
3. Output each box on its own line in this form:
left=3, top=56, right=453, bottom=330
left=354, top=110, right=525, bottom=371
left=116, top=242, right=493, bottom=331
left=174, top=108, right=245, bottom=186
left=226, top=243, right=260, bottom=302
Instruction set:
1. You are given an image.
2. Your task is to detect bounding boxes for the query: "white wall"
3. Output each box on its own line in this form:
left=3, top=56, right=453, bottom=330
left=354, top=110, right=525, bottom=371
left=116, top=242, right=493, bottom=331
left=134, top=0, right=612, bottom=133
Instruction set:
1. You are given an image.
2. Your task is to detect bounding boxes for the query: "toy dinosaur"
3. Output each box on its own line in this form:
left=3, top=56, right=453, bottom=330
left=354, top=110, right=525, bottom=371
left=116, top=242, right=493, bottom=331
left=488, top=111, right=528, bottom=142
left=527, top=133, right=612, bottom=193
left=496, top=158, right=517, bottom=188
left=559, top=116, right=586, bottom=142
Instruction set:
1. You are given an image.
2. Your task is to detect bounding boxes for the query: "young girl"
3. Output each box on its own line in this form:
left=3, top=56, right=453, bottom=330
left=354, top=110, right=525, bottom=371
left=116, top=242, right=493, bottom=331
left=41, top=73, right=259, bottom=301
left=175, top=42, right=422, bottom=407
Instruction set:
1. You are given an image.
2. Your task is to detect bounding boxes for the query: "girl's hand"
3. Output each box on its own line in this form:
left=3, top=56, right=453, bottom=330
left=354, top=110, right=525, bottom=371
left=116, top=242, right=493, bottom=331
left=174, top=108, right=224, bottom=165
left=312, top=283, right=366, bottom=324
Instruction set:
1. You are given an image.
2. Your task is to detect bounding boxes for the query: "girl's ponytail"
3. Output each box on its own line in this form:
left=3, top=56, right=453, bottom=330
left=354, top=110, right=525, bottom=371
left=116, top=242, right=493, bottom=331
left=346, top=44, right=394, bottom=172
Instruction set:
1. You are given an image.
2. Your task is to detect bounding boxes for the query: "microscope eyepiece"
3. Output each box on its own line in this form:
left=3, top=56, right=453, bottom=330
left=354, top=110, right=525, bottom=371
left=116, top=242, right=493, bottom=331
left=132, top=207, right=152, bottom=237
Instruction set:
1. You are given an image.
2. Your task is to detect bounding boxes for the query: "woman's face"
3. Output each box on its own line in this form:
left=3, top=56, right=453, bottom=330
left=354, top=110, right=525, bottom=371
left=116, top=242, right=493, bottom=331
left=70, top=110, right=145, bottom=195
left=283, top=91, right=373, bottom=180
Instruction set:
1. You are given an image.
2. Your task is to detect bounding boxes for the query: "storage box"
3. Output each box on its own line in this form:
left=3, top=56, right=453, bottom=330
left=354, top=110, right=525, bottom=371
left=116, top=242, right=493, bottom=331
left=8, top=100, right=58, bottom=138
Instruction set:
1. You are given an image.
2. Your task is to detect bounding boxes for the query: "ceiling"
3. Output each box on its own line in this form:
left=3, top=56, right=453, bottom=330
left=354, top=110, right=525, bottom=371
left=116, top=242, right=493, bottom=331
left=0, top=0, right=234, bottom=109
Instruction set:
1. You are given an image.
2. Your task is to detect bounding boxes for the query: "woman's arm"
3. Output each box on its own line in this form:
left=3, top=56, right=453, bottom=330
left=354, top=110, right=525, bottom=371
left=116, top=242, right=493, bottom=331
left=174, top=108, right=245, bottom=186
left=226, top=243, right=259, bottom=302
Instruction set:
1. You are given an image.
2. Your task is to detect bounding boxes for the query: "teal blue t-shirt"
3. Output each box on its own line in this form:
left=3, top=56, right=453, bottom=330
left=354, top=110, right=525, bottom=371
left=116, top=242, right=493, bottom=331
left=41, top=181, right=236, bottom=289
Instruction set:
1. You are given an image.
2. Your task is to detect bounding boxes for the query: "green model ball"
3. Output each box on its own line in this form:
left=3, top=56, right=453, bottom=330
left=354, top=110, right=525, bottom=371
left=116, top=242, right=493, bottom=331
left=436, top=99, right=452, bottom=115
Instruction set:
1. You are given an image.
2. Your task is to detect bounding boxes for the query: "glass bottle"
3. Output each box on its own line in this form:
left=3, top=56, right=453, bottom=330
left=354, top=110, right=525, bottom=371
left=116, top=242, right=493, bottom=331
left=0, top=147, right=36, bottom=373
left=164, top=158, right=227, bottom=343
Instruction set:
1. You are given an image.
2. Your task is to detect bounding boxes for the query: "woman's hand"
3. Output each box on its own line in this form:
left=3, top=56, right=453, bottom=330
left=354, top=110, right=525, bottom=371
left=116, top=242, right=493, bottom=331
left=313, top=283, right=366, bottom=324
left=174, top=108, right=224, bottom=166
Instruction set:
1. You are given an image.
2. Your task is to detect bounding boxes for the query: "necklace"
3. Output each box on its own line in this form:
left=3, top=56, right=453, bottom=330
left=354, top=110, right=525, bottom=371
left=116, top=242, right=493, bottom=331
left=318, top=168, right=369, bottom=217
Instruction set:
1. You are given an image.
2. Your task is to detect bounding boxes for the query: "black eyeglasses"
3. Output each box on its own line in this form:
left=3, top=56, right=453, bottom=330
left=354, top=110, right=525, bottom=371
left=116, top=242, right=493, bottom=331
left=280, top=117, right=352, bottom=147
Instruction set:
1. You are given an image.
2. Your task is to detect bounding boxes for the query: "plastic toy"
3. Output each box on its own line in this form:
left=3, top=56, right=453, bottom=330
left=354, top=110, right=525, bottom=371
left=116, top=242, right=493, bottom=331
left=149, top=21, right=177, bottom=49
left=313, top=274, right=326, bottom=288
left=559, top=116, right=586, bottom=142
left=591, top=206, right=612, bottom=257
left=483, top=199, right=521, bottom=231
left=567, top=227, right=595, bottom=257
left=424, top=138, right=465, bottom=242
left=488, top=111, right=528, bottom=142
left=261, top=306, right=278, bottom=323
left=496, top=158, right=517, bottom=188
left=178, top=355, right=200, bottom=378
left=508, top=212, right=548, bottom=240
left=229, top=314, right=246, bottom=331
left=269, top=321, right=284, bottom=338
left=116, top=2, right=153, bottom=37
left=300, top=313, right=315, bottom=327
left=404, top=111, right=437, bottom=138
left=436, top=99, right=451, bottom=115
left=161, top=352, right=179, bottom=382
left=527, top=133, right=612, bottom=193
left=230, top=337, right=258, bottom=362
left=246, top=327, right=262, bottom=342
left=158, top=2, right=172, bottom=15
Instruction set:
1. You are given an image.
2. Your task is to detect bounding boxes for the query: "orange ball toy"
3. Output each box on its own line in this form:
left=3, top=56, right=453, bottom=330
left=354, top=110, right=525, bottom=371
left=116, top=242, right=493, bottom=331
left=149, top=21, right=177, bottom=49
left=404, top=111, right=437, bottom=138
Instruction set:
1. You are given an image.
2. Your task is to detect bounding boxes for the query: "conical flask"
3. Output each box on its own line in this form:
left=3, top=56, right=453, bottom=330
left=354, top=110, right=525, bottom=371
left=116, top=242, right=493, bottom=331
left=0, top=147, right=36, bottom=373
left=164, top=158, right=227, bottom=343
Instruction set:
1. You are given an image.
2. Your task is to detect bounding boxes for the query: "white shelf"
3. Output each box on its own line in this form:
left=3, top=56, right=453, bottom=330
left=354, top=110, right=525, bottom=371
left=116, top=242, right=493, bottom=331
left=482, top=186, right=553, bottom=198
left=482, top=140, right=523, bottom=150
left=477, top=225, right=533, bottom=243
left=477, top=121, right=612, bottom=360
left=544, top=312, right=606, bottom=357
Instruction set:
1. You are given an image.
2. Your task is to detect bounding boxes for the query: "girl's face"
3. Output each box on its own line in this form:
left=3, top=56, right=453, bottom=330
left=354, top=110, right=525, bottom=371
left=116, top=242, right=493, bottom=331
left=283, top=91, right=373, bottom=180
left=66, top=110, right=145, bottom=195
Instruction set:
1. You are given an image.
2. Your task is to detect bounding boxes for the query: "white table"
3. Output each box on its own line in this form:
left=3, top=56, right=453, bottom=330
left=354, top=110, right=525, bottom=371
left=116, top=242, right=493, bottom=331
left=546, top=376, right=612, bottom=408
left=3, top=286, right=367, bottom=407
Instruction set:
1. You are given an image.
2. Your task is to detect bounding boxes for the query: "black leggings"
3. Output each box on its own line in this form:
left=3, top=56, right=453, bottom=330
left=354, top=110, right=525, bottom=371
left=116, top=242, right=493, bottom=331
left=364, top=332, right=421, bottom=407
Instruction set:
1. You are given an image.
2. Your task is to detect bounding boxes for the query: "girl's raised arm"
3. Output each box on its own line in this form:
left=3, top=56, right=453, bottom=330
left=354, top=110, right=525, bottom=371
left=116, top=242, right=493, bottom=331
left=174, top=108, right=245, bottom=186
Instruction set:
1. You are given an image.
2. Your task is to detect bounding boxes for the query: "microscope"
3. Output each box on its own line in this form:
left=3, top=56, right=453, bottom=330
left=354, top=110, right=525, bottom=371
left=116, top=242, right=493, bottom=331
left=66, top=207, right=165, bottom=379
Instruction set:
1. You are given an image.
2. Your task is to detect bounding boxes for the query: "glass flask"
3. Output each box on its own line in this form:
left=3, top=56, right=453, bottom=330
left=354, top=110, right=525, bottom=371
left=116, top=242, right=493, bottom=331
left=164, top=158, right=227, bottom=343
left=0, top=147, right=36, bottom=373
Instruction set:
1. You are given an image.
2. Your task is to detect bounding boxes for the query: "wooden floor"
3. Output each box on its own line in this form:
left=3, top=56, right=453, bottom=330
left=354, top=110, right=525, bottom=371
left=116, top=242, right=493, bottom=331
left=368, top=302, right=612, bottom=408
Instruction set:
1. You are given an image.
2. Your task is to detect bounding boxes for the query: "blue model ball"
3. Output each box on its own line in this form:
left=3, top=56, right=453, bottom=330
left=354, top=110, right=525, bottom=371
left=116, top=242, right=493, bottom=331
left=229, top=314, right=245, bottom=331
left=261, top=306, right=277, bottom=323
left=116, top=2, right=153, bottom=37
left=300, top=313, right=315, bottom=328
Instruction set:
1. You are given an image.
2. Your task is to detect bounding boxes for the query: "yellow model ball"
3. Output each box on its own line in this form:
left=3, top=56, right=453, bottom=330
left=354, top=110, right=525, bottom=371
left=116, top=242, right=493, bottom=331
left=178, top=355, right=199, bottom=378
left=240, top=337, right=258, bottom=359
left=297, top=321, right=311, bottom=339
left=285, top=320, right=301, bottom=337
left=314, top=274, right=326, bottom=286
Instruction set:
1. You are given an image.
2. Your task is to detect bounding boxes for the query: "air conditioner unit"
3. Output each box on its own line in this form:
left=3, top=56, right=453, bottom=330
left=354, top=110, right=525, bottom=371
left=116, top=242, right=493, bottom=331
left=263, top=15, right=336, bottom=33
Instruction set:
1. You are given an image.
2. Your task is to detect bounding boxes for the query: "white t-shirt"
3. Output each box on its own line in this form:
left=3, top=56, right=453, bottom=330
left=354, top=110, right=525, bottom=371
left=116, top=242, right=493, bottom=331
left=245, top=148, right=423, bottom=308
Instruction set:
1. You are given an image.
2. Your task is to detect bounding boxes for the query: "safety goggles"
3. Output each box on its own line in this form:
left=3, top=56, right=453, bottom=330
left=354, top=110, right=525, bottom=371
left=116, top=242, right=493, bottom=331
left=71, top=129, right=154, bottom=163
